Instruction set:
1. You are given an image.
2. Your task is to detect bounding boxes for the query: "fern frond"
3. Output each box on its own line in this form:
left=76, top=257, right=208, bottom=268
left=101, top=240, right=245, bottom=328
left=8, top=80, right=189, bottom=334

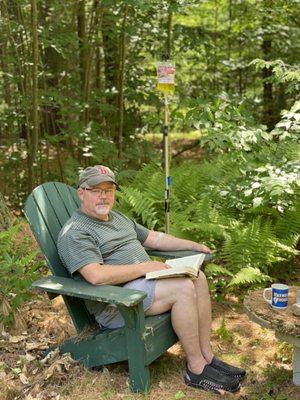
left=117, top=187, right=158, bottom=229
left=221, top=217, right=279, bottom=273
left=132, top=163, right=162, bottom=190
left=228, top=267, right=272, bottom=287
left=205, top=263, right=234, bottom=277
left=275, top=198, right=300, bottom=238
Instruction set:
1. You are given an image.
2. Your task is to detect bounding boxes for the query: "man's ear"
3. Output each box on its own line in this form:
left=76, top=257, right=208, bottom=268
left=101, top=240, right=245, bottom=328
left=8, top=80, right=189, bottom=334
left=77, top=188, right=84, bottom=201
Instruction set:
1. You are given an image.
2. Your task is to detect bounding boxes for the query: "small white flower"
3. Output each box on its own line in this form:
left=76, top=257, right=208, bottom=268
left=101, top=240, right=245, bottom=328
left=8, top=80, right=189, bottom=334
left=253, top=197, right=263, bottom=207
left=220, top=191, right=229, bottom=197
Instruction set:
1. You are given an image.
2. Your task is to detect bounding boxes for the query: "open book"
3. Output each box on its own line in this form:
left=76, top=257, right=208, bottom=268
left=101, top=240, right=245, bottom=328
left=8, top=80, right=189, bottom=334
left=145, top=253, right=206, bottom=280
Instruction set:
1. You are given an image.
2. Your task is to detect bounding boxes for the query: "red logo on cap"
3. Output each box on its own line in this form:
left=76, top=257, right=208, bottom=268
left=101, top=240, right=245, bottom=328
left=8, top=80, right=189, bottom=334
left=98, top=167, right=107, bottom=175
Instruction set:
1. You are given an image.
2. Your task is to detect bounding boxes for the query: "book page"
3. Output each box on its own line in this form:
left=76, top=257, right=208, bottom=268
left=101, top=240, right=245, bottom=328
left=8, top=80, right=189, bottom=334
left=165, top=253, right=205, bottom=273
left=146, top=266, right=196, bottom=280
left=145, top=253, right=205, bottom=280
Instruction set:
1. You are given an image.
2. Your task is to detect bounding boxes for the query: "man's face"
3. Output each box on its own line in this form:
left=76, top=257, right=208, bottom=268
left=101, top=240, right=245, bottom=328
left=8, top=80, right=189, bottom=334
left=77, top=181, right=116, bottom=221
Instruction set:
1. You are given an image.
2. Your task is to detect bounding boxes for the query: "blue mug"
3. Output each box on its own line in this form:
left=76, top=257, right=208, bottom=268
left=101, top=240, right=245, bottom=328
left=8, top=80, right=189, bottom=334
left=263, top=283, right=289, bottom=310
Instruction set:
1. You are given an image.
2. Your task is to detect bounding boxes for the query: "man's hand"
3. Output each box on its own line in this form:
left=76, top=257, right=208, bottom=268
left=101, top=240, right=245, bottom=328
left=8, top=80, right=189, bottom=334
left=141, top=261, right=171, bottom=274
left=192, top=243, right=212, bottom=254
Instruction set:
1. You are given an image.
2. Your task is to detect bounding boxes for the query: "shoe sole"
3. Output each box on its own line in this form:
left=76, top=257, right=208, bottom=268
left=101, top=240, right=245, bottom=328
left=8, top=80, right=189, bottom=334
left=184, top=376, right=240, bottom=394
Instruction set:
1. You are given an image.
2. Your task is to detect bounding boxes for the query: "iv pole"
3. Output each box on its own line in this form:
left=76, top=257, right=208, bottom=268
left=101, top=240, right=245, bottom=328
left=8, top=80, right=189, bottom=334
left=163, top=94, right=170, bottom=234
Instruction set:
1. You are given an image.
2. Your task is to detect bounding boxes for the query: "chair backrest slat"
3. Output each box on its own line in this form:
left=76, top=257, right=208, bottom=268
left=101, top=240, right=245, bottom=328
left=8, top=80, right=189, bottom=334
left=24, top=182, right=94, bottom=332
left=53, top=182, right=80, bottom=215
left=40, top=182, right=74, bottom=231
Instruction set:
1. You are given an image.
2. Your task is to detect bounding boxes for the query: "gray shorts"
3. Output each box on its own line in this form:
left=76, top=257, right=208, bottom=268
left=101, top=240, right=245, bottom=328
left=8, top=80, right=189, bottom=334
left=95, top=278, right=157, bottom=329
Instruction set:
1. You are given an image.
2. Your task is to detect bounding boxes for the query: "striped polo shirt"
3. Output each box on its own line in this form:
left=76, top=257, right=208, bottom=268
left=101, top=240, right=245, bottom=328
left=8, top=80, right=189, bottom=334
left=57, top=209, right=151, bottom=315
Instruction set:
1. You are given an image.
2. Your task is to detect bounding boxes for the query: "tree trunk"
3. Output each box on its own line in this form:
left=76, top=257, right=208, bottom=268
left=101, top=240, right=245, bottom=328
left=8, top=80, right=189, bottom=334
left=77, top=0, right=87, bottom=93
left=27, top=0, right=39, bottom=192
left=0, top=192, right=15, bottom=231
left=212, top=0, right=219, bottom=95
left=261, top=38, right=274, bottom=130
left=30, top=0, right=40, bottom=191
left=117, top=5, right=129, bottom=156
left=82, top=0, right=103, bottom=126
left=101, top=7, right=119, bottom=139
left=261, top=0, right=275, bottom=130
left=166, top=4, right=173, bottom=60
left=226, top=0, right=232, bottom=93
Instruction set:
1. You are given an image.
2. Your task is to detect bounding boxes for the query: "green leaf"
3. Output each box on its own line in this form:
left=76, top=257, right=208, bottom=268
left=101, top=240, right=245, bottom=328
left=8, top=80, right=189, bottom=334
left=174, top=391, right=185, bottom=399
left=205, top=263, right=233, bottom=277
left=228, top=267, right=272, bottom=287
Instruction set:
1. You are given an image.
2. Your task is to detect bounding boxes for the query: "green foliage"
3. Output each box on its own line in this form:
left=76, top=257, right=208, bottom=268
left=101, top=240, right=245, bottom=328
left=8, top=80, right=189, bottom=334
left=116, top=100, right=299, bottom=290
left=117, top=158, right=299, bottom=289
left=251, top=59, right=300, bottom=93
left=205, top=264, right=233, bottom=278
left=184, top=94, right=272, bottom=154
left=0, top=223, right=43, bottom=327
left=174, top=391, right=186, bottom=399
left=0, top=0, right=299, bottom=294
left=1, top=0, right=300, bottom=205
left=272, top=100, right=300, bottom=141
left=228, top=267, right=271, bottom=288
left=214, top=318, right=234, bottom=343
left=117, top=186, right=159, bottom=229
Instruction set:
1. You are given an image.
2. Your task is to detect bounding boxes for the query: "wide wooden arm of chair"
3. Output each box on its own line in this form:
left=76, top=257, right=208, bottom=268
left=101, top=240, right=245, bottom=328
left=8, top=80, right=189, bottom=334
left=146, top=249, right=198, bottom=259
left=32, top=276, right=146, bottom=307
left=146, top=249, right=213, bottom=262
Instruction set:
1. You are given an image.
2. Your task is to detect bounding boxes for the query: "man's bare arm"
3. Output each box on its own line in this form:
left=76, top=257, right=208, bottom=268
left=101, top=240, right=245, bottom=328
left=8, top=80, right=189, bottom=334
left=143, top=230, right=212, bottom=253
left=79, top=261, right=169, bottom=285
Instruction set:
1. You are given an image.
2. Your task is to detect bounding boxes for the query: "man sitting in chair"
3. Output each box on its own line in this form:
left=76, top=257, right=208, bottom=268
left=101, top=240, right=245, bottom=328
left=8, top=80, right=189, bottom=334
left=58, top=165, right=246, bottom=394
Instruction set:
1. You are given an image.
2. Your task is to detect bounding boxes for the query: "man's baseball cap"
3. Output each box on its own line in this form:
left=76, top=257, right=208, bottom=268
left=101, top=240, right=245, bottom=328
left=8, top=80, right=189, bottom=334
left=78, top=165, right=117, bottom=188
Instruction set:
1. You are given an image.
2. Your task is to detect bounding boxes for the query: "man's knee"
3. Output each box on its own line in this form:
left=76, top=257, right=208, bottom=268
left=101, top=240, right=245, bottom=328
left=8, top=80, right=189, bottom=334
left=152, top=277, right=196, bottom=305
left=176, top=277, right=196, bottom=300
left=146, top=278, right=195, bottom=315
left=194, top=270, right=208, bottom=288
left=159, top=277, right=196, bottom=301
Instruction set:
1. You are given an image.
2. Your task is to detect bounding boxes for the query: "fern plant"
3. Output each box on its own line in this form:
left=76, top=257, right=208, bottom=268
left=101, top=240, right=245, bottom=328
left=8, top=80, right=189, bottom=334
left=116, top=158, right=299, bottom=290
left=115, top=99, right=299, bottom=291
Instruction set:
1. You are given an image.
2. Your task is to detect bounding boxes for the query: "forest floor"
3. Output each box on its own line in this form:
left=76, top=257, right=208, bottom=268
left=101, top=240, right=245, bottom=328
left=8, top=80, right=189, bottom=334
left=0, top=284, right=298, bottom=400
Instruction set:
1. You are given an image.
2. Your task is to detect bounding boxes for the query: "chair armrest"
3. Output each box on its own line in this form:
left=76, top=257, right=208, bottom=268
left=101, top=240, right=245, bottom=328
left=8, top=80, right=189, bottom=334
left=32, top=276, right=146, bottom=307
left=146, top=249, right=213, bottom=262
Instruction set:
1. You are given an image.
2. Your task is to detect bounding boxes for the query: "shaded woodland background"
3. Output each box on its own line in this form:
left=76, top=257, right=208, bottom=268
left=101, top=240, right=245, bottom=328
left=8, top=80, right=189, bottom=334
left=0, top=0, right=299, bottom=202
left=0, top=0, right=299, bottom=319
left=0, top=4, right=299, bottom=398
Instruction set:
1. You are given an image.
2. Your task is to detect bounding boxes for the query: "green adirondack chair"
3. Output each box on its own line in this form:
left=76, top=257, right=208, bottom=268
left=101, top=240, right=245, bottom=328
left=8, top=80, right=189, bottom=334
left=24, top=182, right=200, bottom=393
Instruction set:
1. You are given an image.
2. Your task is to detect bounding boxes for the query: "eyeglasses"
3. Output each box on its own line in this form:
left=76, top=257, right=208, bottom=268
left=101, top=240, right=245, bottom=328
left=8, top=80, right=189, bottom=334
left=84, top=188, right=115, bottom=196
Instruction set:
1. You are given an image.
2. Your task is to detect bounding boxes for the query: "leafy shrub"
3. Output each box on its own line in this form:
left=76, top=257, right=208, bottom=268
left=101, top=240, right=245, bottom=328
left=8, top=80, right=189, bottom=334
left=183, top=94, right=272, bottom=154
left=116, top=101, right=299, bottom=290
left=0, top=223, right=44, bottom=327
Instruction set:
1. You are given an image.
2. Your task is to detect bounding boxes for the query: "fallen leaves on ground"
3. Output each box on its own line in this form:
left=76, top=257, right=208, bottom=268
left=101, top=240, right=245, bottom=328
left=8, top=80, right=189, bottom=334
left=0, top=295, right=80, bottom=400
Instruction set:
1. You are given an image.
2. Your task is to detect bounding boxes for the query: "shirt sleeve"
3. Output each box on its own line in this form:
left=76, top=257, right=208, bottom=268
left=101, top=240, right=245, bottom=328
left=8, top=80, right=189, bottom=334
left=133, top=222, right=150, bottom=244
left=58, top=229, right=104, bottom=275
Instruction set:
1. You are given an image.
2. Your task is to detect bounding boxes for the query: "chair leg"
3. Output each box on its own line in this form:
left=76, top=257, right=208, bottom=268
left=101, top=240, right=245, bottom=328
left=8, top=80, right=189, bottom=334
left=119, top=303, right=150, bottom=393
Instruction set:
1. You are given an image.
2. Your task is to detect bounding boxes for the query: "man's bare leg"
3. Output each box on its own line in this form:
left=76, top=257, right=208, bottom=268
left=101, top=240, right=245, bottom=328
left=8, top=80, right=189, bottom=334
left=145, top=276, right=243, bottom=394
left=193, top=271, right=214, bottom=363
left=145, top=277, right=207, bottom=374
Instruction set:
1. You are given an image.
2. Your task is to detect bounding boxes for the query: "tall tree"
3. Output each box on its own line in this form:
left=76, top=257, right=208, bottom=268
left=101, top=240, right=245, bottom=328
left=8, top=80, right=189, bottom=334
left=261, top=0, right=274, bottom=130
left=29, top=0, right=40, bottom=190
